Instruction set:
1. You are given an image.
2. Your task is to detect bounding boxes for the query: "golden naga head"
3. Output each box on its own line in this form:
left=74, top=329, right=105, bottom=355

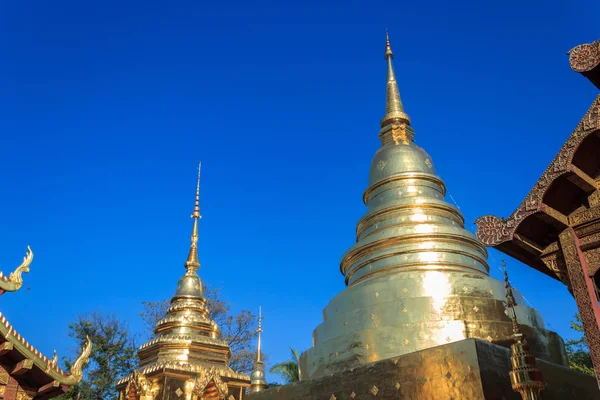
left=69, top=335, right=92, bottom=382
left=3, top=246, right=33, bottom=292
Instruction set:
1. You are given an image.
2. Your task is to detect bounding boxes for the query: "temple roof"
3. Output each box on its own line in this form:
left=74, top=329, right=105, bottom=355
left=0, top=248, right=91, bottom=399
left=475, top=94, right=600, bottom=279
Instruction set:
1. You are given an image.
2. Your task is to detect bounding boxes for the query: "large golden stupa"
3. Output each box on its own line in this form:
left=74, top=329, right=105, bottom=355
left=298, top=34, right=566, bottom=380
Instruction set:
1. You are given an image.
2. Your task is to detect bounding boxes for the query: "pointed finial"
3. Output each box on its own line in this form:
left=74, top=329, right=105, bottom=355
left=380, top=31, right=411, bottom=129
left=257, top=306, right=263, bottom=362
left=192, top=163, right=202, bottom=219
left=185, top=163, right=202, bottom=271
left=249, top=305, right=268, bottom=392
left=502, top=261, right=520, bottom=336
left=385, top=30, right=393, bottom=60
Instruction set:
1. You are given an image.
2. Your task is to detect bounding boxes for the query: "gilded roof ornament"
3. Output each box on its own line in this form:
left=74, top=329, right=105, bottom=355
left=503, top=265, right=545, bottom=400
left=68, top=335, right=92, bottom=383
left=0, top=246, right=33, bottom=293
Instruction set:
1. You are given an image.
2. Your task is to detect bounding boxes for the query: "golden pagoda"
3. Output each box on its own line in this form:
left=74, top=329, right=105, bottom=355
left=117, top=164, right=250, bottom=400
left=504, top=265, right=546, bottom=400
left=298, top=33, right=567, bottom=380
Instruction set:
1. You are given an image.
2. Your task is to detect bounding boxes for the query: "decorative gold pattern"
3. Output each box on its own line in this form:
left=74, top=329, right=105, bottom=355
left=391, top=124, right=409, bottom=145
left=16, top=392, right=34, bottom=400
left=370, top=385, right=379, bottom=396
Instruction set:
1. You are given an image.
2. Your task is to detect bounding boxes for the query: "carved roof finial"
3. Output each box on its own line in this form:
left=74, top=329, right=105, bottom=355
left=0, top=246, right=33, bottom=294
left=68, top=335, right=92, bottom=383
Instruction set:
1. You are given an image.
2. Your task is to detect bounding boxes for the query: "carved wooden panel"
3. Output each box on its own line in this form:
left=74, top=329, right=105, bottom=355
left=559, top=229, right=600, bottom=379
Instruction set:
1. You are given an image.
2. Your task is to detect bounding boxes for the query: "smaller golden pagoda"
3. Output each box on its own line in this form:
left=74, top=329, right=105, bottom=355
left=504, top=265, right=545, bottom=400
left=248, top=307, right=267, bottom=393
left=117, top=165, right=250, bottom=400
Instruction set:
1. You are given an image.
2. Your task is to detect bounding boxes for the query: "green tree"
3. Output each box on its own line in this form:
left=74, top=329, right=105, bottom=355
left=140, top=284, right=260, bottom=373
left=55, top=312, right=138, bottom=400
left=269, top=348, right=300, bottom=383
left=565, top=313, right=594, bottom=376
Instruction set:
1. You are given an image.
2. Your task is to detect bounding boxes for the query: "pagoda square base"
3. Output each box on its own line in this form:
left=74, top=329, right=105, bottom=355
left=248, top=339, right=599, bottom=400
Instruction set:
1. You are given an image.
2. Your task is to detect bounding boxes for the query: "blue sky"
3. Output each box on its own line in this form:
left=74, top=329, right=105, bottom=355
left=1, top=0, right=599, bottom=383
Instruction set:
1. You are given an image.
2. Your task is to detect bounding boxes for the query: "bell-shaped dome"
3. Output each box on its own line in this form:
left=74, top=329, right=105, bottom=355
left=250, top=368, right=265, bottom=382
left=368, top=141, right=436, bottom=188
left=174, top=271, right=203, bottom=299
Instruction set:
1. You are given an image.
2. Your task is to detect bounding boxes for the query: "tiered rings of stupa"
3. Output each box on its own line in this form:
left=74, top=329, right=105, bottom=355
left=298, top=33, right=567, bottom=380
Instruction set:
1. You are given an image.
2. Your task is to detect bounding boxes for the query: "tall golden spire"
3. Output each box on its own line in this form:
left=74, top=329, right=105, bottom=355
left=250, top=306, right=268, bottom=392
left=504, top=263, right=545, bottom=400
left=381, top=31, right=411, bottom=128
left=185, top=163, right=202, bottom=271
left=257, top=306, right=263, bottom=362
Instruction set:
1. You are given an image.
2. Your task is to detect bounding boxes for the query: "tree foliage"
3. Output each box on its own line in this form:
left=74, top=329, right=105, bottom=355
left=55, top=312, right=138, bottom=400
left=565, top=313, right=594, bottom=376
left=140, top=284, right=260, bottom=373
left=269, top=348, right=300, bottom=383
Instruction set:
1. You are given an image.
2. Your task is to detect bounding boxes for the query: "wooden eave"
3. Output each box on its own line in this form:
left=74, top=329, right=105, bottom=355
left=0, top=312, right=80, bottom=392
left=475, top=95, right=600, bottom=279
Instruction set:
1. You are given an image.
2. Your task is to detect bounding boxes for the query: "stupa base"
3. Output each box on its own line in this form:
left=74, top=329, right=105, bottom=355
left=248, top=339, right=599, bottom=400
